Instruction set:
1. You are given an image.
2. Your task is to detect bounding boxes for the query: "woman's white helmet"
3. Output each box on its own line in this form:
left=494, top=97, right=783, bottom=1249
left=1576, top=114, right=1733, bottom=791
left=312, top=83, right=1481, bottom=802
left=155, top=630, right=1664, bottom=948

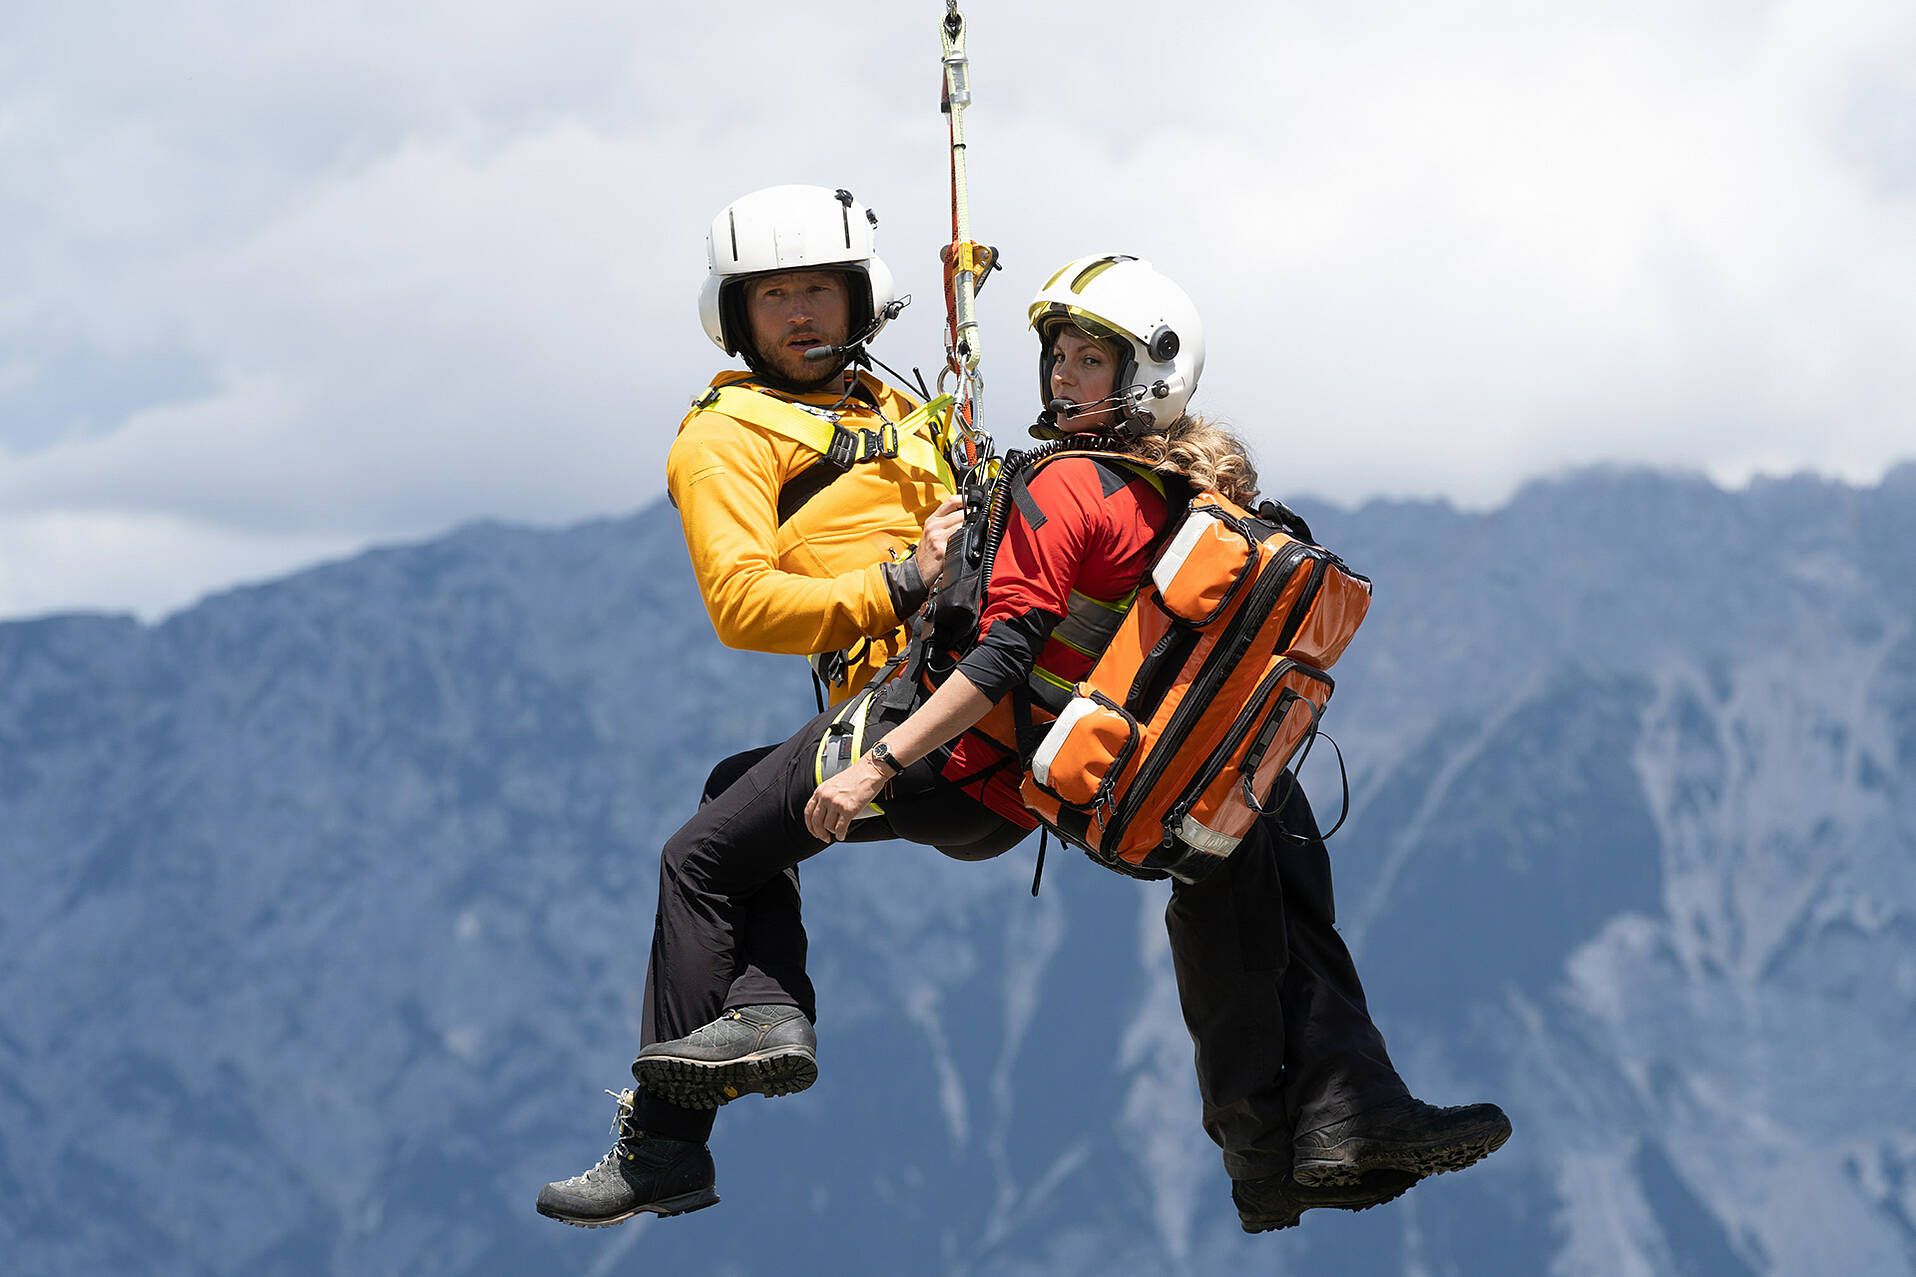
left=699, top=184, right=897, bottom=366
left=1027, top=254, right=1205, bottom=434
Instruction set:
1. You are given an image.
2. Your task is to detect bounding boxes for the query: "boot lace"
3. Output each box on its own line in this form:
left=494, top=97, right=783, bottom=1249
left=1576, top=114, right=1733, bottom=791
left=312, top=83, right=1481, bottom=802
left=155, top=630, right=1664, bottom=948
left=558, top=1089, right=643, bottom=1186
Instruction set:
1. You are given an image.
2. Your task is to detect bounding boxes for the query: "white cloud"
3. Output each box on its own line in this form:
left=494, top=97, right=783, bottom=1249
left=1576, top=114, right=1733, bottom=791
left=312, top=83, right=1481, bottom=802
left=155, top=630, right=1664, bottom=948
left=2, top=0, right=1913, bottom=620
left=0, top=509, right=363, bottom=623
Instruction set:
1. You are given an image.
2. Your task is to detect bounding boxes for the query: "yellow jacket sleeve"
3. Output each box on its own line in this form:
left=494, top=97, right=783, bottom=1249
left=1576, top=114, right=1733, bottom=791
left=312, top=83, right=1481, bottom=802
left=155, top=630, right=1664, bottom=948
left=666, top=415, right=902, bottom=655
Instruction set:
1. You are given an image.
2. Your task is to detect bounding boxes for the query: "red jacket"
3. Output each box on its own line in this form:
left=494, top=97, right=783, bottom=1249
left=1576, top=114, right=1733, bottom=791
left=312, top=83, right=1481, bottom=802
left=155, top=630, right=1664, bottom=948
left=942, top=455, right=1171, bottom=827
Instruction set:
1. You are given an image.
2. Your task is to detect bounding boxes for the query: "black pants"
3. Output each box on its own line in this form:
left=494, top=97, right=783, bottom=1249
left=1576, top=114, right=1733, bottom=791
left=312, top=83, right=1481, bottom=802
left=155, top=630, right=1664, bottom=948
left=635, top=713, right=1409, bottom=1171
left=633, top=706, right=1026, bottom=1140
left=1165, top=783, right=1409, bottom=1180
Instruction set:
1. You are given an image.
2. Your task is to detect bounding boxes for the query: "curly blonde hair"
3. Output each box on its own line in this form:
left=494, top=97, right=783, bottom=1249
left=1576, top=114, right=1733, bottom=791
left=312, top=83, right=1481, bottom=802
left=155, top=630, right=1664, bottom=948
left=1060, top=328, right=1258, bottom=506
left=1125, top=413, right=1259, bottom=507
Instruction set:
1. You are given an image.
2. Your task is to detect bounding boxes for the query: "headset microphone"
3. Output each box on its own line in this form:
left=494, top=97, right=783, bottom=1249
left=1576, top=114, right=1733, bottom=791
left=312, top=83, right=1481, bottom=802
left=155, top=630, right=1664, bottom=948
left=801, top=296, right=911, bottom=363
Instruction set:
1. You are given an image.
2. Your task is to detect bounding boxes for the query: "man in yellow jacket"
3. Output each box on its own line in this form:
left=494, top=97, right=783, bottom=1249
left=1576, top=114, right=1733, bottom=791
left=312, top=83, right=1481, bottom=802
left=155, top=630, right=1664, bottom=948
left=535, top=185, right=972, bottom=1230
left=668, top=183, right=963, bottom=710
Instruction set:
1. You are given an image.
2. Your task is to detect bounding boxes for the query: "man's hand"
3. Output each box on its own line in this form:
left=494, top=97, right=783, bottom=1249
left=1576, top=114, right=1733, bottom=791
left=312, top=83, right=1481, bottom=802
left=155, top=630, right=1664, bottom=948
left=914, top=496, right=967, bottom=587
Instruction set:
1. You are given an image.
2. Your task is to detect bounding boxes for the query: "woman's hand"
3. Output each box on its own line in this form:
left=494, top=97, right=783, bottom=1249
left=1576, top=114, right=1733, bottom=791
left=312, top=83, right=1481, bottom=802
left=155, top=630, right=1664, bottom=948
left=805, top=757, right=890, bottom=842
left=805, top=670, right=992, bottom=843
left=913, top=496, right=966, bottom=587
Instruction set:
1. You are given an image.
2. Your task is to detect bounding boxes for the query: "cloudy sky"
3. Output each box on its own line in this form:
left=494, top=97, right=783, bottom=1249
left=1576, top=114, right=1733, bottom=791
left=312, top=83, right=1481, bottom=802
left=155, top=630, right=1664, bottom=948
left=3, top=0, right=1911, bottom=622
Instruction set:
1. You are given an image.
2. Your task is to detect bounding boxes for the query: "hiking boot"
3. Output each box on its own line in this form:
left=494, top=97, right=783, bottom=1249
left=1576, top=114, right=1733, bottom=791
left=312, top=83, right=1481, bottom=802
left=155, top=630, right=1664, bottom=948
left=535, top=1089, right=719, bottom=1228
left=1233, top=1167, right=1421, bottom=1233
left=632, top=1004, right=818, bottom=1110
left=1292, top=1096, right=1512, bottom=1188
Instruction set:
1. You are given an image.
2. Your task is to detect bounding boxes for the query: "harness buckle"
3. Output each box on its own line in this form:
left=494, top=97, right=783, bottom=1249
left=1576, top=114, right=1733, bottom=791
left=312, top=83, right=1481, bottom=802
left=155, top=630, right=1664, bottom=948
left=813, top=649, right=851, bottom=688
left=826, top=424, right=860, bottom=470
left=866, top=424, right=899, bottom=460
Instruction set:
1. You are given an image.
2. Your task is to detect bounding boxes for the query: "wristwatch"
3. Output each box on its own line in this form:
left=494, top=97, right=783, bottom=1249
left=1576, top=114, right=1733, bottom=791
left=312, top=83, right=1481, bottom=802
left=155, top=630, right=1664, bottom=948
left=866, top=741, right=907, bottom=777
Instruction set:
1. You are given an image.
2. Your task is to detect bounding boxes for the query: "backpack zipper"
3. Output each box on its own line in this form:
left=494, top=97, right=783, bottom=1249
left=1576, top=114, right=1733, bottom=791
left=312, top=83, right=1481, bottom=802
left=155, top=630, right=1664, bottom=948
left=1172, top=663, right=1298, bottom=824
left=1099, top=541, right=1326, bottom=854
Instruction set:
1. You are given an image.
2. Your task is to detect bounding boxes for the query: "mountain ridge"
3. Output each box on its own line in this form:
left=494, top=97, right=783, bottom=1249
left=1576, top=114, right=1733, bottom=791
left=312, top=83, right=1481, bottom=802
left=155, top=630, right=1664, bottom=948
left=2, top=462, right=1911, bottom=1275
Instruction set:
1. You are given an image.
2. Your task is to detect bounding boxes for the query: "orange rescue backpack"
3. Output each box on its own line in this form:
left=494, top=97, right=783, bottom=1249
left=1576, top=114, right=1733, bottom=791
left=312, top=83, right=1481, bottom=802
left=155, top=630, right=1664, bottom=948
left=1020, top=488, right=1372, bottom=883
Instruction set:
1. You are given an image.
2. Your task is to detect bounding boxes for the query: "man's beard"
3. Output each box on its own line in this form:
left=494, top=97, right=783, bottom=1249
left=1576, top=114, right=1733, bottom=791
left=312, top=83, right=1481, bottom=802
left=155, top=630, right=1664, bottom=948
left=755, top=339, right=851, bottom=391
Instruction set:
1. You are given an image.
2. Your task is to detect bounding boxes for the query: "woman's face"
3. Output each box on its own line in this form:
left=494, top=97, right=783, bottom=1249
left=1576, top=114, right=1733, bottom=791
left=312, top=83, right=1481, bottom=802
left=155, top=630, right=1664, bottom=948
left=1048, top=327, right=1123, bottom=432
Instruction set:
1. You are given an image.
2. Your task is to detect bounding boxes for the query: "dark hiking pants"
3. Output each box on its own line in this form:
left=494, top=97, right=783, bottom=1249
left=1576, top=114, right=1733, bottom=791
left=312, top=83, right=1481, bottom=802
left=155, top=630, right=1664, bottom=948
left=1165, top=782, right=1410, bottom=1181
left=632, top=705, right=1025, bottom=1141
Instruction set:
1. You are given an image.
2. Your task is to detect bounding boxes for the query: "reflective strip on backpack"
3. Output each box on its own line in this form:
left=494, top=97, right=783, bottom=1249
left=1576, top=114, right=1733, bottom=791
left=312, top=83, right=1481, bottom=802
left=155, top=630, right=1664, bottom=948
left=1028, top=695, right=1101, bottom=788
left=1150, top=512, right=1214, bottom=596
left=1173, top=813, right=1243, bottom=858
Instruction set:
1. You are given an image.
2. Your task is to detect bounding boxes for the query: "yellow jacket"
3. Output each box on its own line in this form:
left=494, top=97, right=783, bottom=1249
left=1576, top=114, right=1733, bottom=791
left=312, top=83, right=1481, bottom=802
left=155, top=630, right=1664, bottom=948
left=666, top=370, right=953, bottom=704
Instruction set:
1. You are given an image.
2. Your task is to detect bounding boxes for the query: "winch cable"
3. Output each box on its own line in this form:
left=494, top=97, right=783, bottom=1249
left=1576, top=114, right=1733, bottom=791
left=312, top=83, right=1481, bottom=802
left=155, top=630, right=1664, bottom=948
left=939, top=0, right=998, bottom=488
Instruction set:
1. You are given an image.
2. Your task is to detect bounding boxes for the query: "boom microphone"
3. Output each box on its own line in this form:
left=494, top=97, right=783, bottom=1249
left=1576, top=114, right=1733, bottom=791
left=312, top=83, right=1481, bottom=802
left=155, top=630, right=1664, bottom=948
left=800, top=296, right=912, bottom=363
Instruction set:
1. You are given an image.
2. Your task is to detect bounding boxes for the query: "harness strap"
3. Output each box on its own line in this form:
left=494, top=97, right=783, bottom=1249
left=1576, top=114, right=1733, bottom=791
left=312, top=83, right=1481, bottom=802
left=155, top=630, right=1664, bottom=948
left=812, top=683, right=887, bottom=819
left=692, top=384, right=955, bottom=489
left=778, top=458, right=848, bottom=526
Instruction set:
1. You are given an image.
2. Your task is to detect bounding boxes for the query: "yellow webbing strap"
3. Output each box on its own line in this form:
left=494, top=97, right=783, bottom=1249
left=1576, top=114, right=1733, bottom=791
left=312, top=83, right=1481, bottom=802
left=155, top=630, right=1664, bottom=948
left=696, top=386, right=952, bottom=490
left=811, top=685, right=886, bottom=818
left=901, top=393, right=960, bottom=492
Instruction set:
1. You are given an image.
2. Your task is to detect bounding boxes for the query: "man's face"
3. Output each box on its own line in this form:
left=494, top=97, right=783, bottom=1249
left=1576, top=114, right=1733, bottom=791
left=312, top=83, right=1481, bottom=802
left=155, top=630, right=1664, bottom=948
left=744, top=270, right=854, bottom=385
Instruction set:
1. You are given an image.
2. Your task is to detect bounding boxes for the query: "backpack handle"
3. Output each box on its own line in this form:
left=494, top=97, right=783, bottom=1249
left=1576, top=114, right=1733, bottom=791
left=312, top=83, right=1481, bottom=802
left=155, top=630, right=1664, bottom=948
left=1242, top=719, right=1352, bottom=843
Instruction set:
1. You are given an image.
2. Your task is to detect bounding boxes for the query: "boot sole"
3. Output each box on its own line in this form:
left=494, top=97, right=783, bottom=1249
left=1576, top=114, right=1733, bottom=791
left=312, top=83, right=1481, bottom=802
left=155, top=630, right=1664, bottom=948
left=1238, top=1176, right=1418, bottom=1233
left=1292, top=1119, right=1512, bottom=1188
left=537, top=1186, right=721, bottom=1229
left=633, top=1047, right=818, bottom=1110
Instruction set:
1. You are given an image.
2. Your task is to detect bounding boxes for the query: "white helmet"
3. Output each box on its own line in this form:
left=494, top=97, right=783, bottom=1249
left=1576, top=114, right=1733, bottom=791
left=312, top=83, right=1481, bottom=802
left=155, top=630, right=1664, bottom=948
left=1027, top=254, right=1205, bottom=434
left=699, top=184, right=898, bottom=370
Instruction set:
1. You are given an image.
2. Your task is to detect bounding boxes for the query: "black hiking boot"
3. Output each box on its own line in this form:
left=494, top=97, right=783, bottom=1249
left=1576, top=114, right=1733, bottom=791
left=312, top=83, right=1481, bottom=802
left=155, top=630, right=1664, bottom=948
left=535, top=1089, right=719, bottom=1228
left=1233, top=1166, right=1421, bottom=1233
left=1292, top=1096, right=1512, bottom=1188
left=632, top=1004, right=818, bottom=1110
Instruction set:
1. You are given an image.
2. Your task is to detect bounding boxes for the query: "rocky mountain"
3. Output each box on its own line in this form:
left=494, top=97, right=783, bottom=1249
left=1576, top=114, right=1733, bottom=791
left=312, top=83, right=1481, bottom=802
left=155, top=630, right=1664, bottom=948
left=2, top=463, right=1912, bottom=1275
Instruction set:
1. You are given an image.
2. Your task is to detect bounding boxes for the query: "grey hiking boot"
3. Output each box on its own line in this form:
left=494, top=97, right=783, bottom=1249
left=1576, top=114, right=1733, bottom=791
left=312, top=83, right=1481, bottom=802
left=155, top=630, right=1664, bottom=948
left=632, top=1004, right=818, bottom=1110
left=1233, top=1166, right=1421, bottom=1233
left=535, top=1089, right=719, bottom=1228
left=1292, top=1096, right=1512, bottom=1188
